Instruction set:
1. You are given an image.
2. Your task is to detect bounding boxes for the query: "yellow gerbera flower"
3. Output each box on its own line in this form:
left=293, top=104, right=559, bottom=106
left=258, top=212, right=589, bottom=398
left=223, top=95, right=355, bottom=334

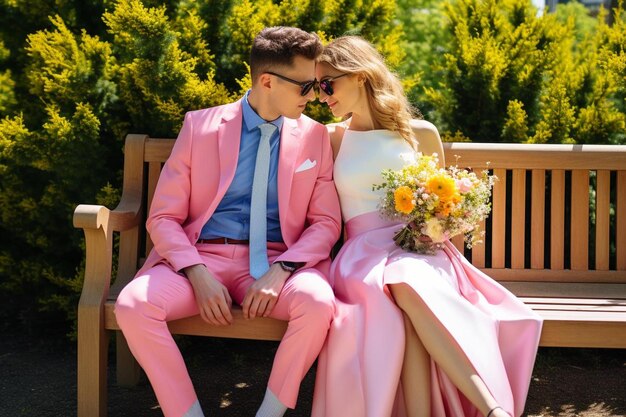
left=426, top=173, right=460, bottom=202
left=426, top=173, right=461, bottom=216
left=394, top=186, right=415, bottom=214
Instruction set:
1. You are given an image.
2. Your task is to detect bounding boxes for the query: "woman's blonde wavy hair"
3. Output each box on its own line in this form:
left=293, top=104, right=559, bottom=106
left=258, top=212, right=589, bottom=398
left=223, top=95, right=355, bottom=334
left=318, top=36, right=419, bottom=148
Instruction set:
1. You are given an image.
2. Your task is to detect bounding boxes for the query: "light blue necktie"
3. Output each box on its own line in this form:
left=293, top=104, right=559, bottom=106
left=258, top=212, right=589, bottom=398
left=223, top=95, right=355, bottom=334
left=249, top=123, right=277, bottom=279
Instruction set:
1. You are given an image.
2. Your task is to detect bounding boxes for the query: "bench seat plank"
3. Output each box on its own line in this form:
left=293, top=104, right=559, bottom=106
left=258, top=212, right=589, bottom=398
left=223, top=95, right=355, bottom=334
left=104, top=298, right=626, bottom=347
left=104, top=302, right=286, bottom=341
left=526, top=304, right=626, bottom=314
left=521, top=297, right=626, bottom=305
left=500, top=282, right=626, bottom=299
left=539, top=320, right=626, bottom=348
left=531, top=308, right=626, bottom=322
left=484, top=269, right=626, bottom=283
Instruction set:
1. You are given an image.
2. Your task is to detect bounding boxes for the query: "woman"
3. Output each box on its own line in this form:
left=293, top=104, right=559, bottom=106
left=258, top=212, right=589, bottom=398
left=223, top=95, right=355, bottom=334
left=311, top=36, right=542, bottom=417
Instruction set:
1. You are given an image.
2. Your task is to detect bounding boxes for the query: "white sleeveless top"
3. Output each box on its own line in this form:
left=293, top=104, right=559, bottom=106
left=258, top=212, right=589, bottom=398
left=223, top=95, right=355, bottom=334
left=334, top=129, right=416, bottom=222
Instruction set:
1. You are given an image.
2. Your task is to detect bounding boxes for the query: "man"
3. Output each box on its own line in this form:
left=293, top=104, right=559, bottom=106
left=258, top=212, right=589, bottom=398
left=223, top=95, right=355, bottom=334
left=115, top=26, right=341, bottom=417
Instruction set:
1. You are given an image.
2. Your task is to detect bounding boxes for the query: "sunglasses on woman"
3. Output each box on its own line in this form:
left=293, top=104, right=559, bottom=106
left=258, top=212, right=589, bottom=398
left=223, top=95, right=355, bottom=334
left=266, top=71, right=317, bottom=96
left=318, top=73, right=349, bottom=96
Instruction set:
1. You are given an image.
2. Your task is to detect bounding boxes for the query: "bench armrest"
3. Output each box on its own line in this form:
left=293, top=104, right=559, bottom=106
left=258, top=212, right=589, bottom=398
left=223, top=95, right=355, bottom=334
left=74, top=202, right=140, bottom=309
left=79, top=197, right=143, bottom=307
left=74, top=202, right=141, bottom=233
left=74, top=134, right=148, bottom=312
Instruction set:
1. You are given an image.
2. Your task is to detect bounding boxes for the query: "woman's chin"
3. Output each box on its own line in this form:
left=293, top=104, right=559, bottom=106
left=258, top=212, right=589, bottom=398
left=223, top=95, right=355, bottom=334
left=330, top=107, right=343, bottom=118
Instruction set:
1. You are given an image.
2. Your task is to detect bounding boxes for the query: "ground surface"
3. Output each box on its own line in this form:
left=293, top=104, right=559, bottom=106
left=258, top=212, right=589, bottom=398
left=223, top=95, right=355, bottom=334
left=0, top=333, right=624, bottom=417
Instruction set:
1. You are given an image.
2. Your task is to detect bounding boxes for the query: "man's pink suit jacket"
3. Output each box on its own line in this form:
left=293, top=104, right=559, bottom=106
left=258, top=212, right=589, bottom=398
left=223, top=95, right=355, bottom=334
left=137, top=99, right=342, bottom=279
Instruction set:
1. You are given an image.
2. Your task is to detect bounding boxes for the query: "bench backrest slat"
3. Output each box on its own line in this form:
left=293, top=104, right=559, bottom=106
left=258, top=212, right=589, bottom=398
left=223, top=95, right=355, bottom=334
left=551, top=170, right=566, bottom=270
left=618, top=171, right=626, bottom=270
left=511, top=169, right=526, bottom=269
left=472, top=217, right=486, bottom=268
left=571, top=170, right=590, bottom=270
left=530, top=170, right=546, bottom=269
left=491, top=168, right=507, bottom=269
left=595, top=170, right=611, bottom=270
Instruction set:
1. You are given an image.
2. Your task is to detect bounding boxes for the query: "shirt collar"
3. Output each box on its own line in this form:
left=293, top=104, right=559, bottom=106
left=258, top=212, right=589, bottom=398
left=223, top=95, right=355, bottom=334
left=242, top=90, right=284, bottom=133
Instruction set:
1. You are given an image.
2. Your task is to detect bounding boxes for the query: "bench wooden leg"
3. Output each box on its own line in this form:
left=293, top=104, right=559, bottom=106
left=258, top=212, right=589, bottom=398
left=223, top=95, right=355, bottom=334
left=77, top=309, right=109, bottom=417
left=115, top=330, right=142, bottom=387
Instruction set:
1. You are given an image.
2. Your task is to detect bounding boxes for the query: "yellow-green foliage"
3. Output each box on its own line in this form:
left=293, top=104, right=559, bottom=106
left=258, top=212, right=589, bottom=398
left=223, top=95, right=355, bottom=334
left=103, top=0, right=232, bottom=136
left=0, top=114, right=30, bottom=172
left=502, top=99, right=528, bottom=143
left=593, top=3, right=626, bottom=143
left=529, top=77, right=577, bottom=144
left=175, top=8, right=216, bottom=77
left=0, top=71, right=15, bottom=116
left=421, top=0, right=567, bottom=142
left=601, top=5, right=626, bottom=94
left=414, top=0, right=626, bottom=144
left=535, top=2, right=626, bottom=144
left=0, top=40, right=16, bottom=116
left=228, top=0, right=269, bottom=61
left=26, top=15, right=116, bottom=111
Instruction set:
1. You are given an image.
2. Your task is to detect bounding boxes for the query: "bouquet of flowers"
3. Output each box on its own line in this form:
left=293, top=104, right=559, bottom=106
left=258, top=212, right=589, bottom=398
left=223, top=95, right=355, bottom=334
left=374, top=153, right=497, bottom=254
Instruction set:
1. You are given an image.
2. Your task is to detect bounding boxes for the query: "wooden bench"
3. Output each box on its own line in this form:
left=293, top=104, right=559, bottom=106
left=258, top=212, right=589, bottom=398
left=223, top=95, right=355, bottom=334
left=73, top=134, right=626, bottom=417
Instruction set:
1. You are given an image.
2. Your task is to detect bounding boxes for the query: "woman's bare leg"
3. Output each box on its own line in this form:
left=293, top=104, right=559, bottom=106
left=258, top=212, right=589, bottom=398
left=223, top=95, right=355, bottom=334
left=389, top=283, right=511, bottom=417
left=400, top=312, right=431, bottom=417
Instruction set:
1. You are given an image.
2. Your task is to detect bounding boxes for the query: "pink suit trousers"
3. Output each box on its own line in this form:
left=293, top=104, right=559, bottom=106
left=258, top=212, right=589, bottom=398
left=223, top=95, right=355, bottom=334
left=115, top=242, right=335, bottom=417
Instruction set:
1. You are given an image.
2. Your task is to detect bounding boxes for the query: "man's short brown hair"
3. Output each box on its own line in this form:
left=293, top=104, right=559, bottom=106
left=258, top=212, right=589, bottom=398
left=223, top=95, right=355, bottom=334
left=250, top=26, right=322, bottom=82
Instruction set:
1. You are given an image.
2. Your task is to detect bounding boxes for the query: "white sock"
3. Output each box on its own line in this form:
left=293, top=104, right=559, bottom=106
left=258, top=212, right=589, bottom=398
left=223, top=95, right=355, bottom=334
left=255, top=388, right=288, bottom=417
left=182, top=400, right=204, bottom=417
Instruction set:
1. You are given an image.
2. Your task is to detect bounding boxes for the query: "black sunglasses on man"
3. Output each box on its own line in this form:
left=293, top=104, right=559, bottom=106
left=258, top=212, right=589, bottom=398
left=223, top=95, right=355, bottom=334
left=266, top=71, right=317, bottom=96
left=266, top=71, right=349, bottom=97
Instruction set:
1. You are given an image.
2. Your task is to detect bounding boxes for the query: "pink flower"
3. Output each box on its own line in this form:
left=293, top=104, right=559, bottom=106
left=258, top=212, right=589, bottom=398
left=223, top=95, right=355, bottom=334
left=455, top=178, right=473, bottom=194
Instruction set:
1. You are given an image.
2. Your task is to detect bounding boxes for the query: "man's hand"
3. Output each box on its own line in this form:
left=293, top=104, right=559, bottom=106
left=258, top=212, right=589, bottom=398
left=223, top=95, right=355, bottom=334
left=242, top=263, right=291, bottom=319
left=184, top=264, right=233, bottom=326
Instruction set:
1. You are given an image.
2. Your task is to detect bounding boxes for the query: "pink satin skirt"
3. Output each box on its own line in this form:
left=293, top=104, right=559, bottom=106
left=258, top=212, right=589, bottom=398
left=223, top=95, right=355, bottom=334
left=312, top=212, right=542, bottom=417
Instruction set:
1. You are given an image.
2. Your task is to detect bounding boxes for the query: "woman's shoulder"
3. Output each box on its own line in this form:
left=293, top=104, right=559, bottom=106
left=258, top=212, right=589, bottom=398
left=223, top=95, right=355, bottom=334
left=326, top=121, right=349, bottom=138
left=410, top=119, right=445, bottom=165
left=410, top=119, right=439, bottom=137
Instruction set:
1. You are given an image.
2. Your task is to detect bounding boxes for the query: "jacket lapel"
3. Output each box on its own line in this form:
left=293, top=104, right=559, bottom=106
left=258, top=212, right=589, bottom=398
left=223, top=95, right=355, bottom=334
left=278, top=118, right=302, bottom=231
left=195, top=100, right=242, bottom=232
left=216, top=101, right=243, bottom=199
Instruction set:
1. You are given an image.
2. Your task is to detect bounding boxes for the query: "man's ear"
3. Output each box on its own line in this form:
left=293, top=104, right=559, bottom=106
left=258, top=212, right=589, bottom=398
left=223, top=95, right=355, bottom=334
left=258, top=73, right=272, bottom=91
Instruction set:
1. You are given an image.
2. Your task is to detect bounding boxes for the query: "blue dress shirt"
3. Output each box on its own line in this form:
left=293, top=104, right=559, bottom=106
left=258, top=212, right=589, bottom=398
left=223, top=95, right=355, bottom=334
left=199, top=91, right=284, bottom=242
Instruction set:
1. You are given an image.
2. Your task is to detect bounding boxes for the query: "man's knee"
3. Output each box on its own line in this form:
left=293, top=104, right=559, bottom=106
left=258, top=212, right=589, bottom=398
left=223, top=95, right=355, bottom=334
left=115, top=277, right=155, bottom=330
left=290, top=274, right=335, bottom=325
left=115, top=284, right=138, bottom=330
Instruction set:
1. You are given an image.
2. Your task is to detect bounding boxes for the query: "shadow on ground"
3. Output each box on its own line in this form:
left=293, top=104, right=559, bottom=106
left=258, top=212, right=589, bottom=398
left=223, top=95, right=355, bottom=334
left=0, top=333, right=624, bottom=417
